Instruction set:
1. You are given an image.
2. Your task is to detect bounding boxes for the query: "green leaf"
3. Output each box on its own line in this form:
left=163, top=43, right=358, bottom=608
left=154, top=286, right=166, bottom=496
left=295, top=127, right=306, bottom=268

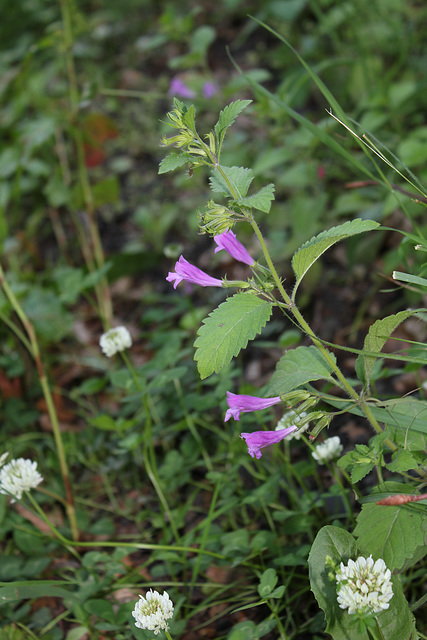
left=308, top=525, right=418, bottom=640
left=324, top=397, right=427, bottom=436
left=308, top=526, right=363, bottom=640
left=182, top=104, right=196, bottom=132
left=158, top=153, right=190, bottom=174
left=227, top=621, right=257, bottom=640
left=385, top=449, right=419, bottom=473
left=258, top=568, right=278, bottom=598
left=392, top=270, right=427, bottom=288
left=266, top=345, right=336, bottom=396
left=0, top=583, right=78, bottom=605
left=337, top=445, right=376, bottom=483
left=84, top=599, right=116, bottom=623
left=354, top=501, right=427, bottom=570
left=194, top=293, right=273, bottom=379
left=209, top=166, right=254, bottom=199
left=357, top=310, right=418, bottom=387
left=214, top=100, right=252, bottom=142
left=237, top=183, right=275, bottom=213
left=292, top=219, right=380, bottom=297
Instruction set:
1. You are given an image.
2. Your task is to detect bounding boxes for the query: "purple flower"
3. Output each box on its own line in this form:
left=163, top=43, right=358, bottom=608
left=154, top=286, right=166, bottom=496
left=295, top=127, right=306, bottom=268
left=241, top=427, right=298, bottom=459
left=168, top=77, right=196, bottom=99
left=166, top=255, right=223, bottom=289
left=203, top=81, right=218, bottom=99
left=214, top=230, right=254, bottom=266
left=224, top=392, right=282, bottom=422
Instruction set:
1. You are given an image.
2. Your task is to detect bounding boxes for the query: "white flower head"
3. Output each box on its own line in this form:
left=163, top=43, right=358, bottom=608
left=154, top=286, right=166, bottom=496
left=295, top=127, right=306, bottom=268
left=0, top=457, right=43, bottom=502
left=99, top=326, right=132, bottom=357
left=336, top=555, right=393, bottom=615
left=312, top=436, right=343, bottom=464
left=276, top=410, right=309, bottom=440
left=132, top=589, right=174, bottom=635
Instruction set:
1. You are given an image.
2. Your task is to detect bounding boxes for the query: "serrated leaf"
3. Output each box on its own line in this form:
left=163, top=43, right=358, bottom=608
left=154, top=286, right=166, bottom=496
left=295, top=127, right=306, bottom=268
left=158, top=153, right=189, bottom=174
left=358, top=310, right=418, bottom=388
left=209, top=166, right=254, bottom=199
left=385, top=449, right=419, bottom=473
left=194, top=293, right=273, bottom=379
left=237, top=183, right=275, bottom=213
left=354, top=502, right=426, bottom=570
left=266, top=345, right=336, bottom=396
left=292, top=219, right=380, bottom=297
left=214, top=99, right=252, bottom=141
left=182, top=104, right=196, bottom=132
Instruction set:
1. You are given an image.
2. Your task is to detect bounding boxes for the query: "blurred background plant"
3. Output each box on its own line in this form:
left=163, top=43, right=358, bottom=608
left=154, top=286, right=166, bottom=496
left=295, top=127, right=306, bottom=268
left=0, top=0, right=426, bottom=638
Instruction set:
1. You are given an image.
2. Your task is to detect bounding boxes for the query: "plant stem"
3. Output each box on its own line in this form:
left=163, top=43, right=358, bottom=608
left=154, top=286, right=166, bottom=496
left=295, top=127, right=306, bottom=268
left=120, top=352, right=181, bottom=544
left=0, top=266, right=79, bottom=540
left=59, top=0, right=112, bottom=329
left=248, top=217, right=397, bottom=450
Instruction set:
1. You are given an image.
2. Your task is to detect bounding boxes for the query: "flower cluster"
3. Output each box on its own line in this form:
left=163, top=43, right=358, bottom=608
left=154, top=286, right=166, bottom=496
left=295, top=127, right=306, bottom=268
left=167, top=235, right=301, bottom=459
left=99, top=326, right=132, bottom=357
left=336, top=555, right=393, bottom=615
left=312, top=436, right=343, bottom=464
left=132, top=589, right=174, bottom=635
left=0, top=454, right=43, bottom=502
left=276, top=410, right=309, bottom=440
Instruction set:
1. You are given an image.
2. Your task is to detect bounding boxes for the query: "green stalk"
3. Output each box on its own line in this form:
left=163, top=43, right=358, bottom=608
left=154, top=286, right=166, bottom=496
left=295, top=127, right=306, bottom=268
left=0, top=266, right=79, bottom=540
left=120, top=352, right=180, bottom=544
left=248, top=217, right=396, bottom=450
left=58, top=0, right=112, bottom=329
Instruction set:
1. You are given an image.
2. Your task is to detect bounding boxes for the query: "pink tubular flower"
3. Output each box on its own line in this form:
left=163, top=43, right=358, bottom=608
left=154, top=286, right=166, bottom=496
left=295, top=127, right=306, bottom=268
left=168, top=77, right=195, bottom=99
left=214, top=230, right=254, bottom=266
left=224, top=392, right=282, bottom=422
left=166, top=255, right=223, bottom=289
left=241, top=427, right=298, bottom=459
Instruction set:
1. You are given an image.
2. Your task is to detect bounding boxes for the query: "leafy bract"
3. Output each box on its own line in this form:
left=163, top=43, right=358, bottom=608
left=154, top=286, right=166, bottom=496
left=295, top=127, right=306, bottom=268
left=209, top=166, right=254, bottom=199
left=158, top=153, right=190, bottom=174
left=291, top=219, right=380, bottom=298
left=214, top=99, right=252, bottom=145
left=266, top=345, right=336, bottom=396
left=194, top=293, right=273, bottom=379
left=356, top=309, right=420, bottom=388
left=354, top=500, right=427, bottom=571
left=309, top=525, right=418, bottom=640
left=237, top=183, right=275, bottom=213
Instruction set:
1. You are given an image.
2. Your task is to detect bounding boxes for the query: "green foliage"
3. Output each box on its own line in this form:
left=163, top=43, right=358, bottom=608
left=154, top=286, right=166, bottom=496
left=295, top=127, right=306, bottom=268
left=356, top=310, right=421, bottom=388
left=194, top=293, right=273, bottom=379
left=354, top=498, right=427, bottom=571
left=1, top=0, right=427, bottom=638
left=292, top=219, right=380, bottom=297
left=267, top=345, right=336, bottom=395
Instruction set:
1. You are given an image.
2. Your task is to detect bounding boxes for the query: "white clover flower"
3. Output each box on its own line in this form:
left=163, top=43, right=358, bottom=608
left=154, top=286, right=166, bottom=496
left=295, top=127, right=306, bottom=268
left=336, top=555, right=393, bottom=615
left=99, top=326, right=132, bottom=357
left=0, top=457, right=43, bottom=502
left=312, top=436, right=343, bottom=464
left=132, top=589, right=174, bottom=635
left=276, top=410, right=309, bottom=440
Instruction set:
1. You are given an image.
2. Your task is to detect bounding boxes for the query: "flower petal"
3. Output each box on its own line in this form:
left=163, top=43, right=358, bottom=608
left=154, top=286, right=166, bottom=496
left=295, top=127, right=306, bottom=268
left=166, top=256, right=223, bottom=289
left=225, top=392, right=282, bottom=421
left=241, top=427, right=297, bottom=459
left=214, top=230, right=254, bottom=266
